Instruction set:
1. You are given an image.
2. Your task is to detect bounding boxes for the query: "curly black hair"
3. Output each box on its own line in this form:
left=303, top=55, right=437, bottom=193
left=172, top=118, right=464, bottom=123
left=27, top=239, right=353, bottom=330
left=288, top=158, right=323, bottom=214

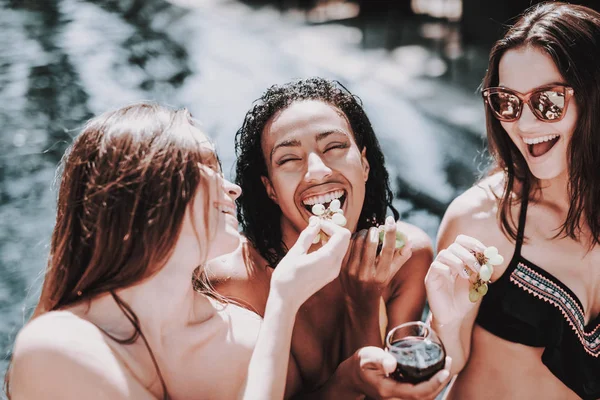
left=234, top=77, right=398, bottom=267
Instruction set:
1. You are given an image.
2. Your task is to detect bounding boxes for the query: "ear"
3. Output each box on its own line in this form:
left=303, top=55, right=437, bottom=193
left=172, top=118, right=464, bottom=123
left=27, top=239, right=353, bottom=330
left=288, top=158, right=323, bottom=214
left=361, top=147, right=370, bottom=182
left=261, top=176, right=279, bottom=204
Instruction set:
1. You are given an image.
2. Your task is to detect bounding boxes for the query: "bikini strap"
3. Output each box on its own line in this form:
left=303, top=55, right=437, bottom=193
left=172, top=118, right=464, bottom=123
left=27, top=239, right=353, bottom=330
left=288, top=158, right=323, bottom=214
left=105, top=291, right=170, bottom=400
left=514, top=184, right=530, bottom=256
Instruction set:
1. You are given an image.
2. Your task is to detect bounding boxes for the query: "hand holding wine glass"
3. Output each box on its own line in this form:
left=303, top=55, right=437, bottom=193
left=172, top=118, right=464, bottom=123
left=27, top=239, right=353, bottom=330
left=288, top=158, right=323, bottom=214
left=342, top=345, right=451, bottom=400
left=385, top=322, right=446, bottom=384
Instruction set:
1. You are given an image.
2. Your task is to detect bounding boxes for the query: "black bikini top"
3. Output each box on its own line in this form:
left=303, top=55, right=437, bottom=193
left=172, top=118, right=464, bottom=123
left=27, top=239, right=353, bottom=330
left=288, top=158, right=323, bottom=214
left=476, top=195, right=600, bottom=400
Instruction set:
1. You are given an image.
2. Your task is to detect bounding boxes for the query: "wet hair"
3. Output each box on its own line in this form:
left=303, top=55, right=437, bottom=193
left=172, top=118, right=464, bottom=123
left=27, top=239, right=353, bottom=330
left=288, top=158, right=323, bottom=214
left=482, top=2, right=600, bottom=247
left=235, top=77, right=398, bottom=266
left=5, top=102, right=218, bottom=398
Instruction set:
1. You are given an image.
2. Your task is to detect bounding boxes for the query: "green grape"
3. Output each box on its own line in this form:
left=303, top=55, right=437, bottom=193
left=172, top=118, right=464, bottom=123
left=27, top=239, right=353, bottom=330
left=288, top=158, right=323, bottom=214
left=329, top=199, right=341, bottom=211
left=479, top=264, right=493, bottom=282
left=469, top=288, right=481, bottom=303
left=312, top=203, right=326, bottom=216
left=331, top=212, right=347, bottom=227
left=476, top=282, right=489, bottom=296
left=378, top=229, right=407, bottom=249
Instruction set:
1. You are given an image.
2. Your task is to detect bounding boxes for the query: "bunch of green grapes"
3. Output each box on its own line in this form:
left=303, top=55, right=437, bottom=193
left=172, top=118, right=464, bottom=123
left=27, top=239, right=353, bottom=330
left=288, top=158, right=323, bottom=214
left=311, top=199, right=346, bottom=244
left=468, top=247, right=503, bottom=303
left=311, top=200, right=406, bottom=251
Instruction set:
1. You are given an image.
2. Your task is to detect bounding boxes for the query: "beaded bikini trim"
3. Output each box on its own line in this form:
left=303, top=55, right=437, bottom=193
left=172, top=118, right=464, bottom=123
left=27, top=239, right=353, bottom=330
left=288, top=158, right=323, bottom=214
left=510, top=263, right=600, bottom=357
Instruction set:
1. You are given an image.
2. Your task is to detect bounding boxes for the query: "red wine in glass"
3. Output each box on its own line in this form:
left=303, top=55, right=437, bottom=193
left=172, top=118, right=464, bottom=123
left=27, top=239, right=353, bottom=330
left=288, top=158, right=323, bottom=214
left=386, top=322, right=446, bottom=384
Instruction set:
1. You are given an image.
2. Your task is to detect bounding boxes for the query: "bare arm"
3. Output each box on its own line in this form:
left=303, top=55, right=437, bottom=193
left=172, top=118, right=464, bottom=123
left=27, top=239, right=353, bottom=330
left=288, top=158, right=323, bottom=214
left=239, top=293, right=300, bottom=400
left=384, top=237, right=433, bottom=331
left=428, top=225, right=481, bottom=374
left=239, top=219, right=350, bottom=400
left=425, top=187, right=496, bottom=375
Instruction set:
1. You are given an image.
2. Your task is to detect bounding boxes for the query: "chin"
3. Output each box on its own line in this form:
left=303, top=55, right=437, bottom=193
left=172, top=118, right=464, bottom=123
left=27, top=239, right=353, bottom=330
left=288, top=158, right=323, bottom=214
left=207, top=232, right=241, bottom=260
left=528, top=165, right=567, bottom=181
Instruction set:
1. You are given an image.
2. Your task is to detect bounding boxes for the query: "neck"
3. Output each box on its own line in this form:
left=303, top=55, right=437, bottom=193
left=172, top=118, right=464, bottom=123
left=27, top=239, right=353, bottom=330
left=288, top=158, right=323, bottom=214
left=535, top=170, right=570, bottom=212
left=81, top=252, right=216, bottom=350
left=280, top=224, right=301, bottom=256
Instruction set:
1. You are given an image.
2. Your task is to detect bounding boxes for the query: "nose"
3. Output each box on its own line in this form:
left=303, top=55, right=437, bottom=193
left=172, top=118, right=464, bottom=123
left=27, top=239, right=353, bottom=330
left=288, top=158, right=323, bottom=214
left=223, top=179, right=242, bottom=200
left=304, top=152, right=332, bottom=183
left=517, top=103, right=542, bottom=132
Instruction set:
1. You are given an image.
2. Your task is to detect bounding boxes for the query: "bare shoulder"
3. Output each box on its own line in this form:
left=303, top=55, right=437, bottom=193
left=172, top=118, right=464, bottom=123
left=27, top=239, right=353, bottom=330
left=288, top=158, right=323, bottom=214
left=10, top=311, right=131, bottom=399
left=396, top=221, right=433, bottom=254
left=438, top=173, right=505, bottom=248
left=13, top=310, right=109, bottom=356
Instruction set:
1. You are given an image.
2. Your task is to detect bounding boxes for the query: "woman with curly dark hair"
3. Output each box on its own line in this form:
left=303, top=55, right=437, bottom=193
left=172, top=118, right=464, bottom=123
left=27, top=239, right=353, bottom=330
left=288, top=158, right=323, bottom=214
left=207, top=77, right=450, bottom=399
left=426, top=2, right=600, bottom=399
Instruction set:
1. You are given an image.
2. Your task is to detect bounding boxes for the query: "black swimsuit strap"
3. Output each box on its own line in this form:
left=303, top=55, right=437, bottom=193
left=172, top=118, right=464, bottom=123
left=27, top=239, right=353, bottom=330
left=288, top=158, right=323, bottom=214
left=514, top=184, right=530, bottom=256
left=101, top=291, right=170, bottom=400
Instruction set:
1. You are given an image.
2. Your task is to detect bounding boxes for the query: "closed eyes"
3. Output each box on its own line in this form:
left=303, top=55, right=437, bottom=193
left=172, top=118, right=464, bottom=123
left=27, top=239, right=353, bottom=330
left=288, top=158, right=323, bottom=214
left=275, top=142, right=349, bottom=166
left=324, top=142, right=349, bottom=152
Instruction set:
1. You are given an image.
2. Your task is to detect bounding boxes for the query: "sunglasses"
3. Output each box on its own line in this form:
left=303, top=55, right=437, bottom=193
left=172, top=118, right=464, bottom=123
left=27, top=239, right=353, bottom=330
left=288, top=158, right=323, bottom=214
left=482, top=84, right=574, bottom=123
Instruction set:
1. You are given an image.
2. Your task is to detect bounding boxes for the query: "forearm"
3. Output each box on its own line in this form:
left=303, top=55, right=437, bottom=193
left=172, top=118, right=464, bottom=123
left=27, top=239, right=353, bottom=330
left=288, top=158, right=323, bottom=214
left=342, top=294, right=383, bottom=359
left=240, top=293, right=298, bottom=400
left=430, top=313, right=468, bottom=375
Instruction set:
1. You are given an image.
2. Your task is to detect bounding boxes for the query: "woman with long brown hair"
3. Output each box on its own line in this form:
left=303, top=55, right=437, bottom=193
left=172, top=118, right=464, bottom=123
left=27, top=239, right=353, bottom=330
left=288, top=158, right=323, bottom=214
left=5, top=102, right=350, bottom=399
left=425, top=2, right=600, bottom=399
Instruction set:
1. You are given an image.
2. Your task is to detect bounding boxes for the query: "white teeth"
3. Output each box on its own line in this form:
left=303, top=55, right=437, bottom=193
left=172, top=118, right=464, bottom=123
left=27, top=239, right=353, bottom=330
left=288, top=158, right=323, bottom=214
left=522, top=134, right=559, bottom=145
left=302, top=190, right=344, bottom=205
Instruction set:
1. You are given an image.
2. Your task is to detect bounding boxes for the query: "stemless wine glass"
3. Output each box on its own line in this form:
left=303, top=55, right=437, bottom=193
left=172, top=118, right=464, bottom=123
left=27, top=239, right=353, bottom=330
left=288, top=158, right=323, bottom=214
left=385, top=321, right=446, bottom=384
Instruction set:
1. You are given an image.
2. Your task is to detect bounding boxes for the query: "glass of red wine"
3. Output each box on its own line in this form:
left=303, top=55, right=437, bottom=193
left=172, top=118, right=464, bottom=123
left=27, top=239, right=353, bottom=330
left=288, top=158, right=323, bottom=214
left=385, top=321, right=446, bottom=384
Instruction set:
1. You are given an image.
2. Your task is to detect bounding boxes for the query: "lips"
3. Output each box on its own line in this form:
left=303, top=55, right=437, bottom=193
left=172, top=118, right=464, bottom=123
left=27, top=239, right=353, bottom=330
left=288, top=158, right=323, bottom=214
left=215, top=202, right=236, bottom=216
left=523, top=134, right=560, bottom=158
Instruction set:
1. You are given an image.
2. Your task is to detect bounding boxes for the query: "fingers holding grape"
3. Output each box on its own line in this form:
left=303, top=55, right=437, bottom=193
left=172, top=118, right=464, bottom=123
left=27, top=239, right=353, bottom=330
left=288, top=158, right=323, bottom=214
left=467, top=246, right=504, bottom=303
left=426, top=235, right=505, bottom=324
left=311, top=199, right=347, bottom=244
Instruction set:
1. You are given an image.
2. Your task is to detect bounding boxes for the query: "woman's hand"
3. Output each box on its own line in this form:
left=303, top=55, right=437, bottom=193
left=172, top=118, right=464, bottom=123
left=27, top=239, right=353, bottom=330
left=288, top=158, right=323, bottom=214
left=340, top=216, right=413, bottom=303
left=425, top=234, right=487, bottom=325
left=340, top=346, right=452, bottom=400
left=270, top=217, right=351, bottom=309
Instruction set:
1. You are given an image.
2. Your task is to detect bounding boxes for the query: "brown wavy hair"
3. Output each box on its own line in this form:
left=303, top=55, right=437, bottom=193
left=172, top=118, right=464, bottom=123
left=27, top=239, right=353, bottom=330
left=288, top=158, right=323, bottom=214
left=482, top=2, right=600, bottom=247
left=5, top=102, right=216, bottom=397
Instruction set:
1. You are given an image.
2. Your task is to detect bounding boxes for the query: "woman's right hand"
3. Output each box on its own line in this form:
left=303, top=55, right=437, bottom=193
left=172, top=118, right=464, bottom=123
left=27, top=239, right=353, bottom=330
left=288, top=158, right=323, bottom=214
left=270, top=217, right=351, bottom=309
left=425, top=234, right=488, bottom=325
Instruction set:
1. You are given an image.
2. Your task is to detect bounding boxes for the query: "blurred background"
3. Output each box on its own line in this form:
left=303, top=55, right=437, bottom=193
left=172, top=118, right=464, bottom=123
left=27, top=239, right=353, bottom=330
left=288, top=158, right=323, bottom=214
left=1, top=0, right=598, bottom=391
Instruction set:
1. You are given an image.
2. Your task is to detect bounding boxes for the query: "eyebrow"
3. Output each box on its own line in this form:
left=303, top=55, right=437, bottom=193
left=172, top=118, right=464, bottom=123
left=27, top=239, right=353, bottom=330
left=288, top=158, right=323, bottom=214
left=315, top=129, right=348, bottom=142
left=269, top=130, right=349, bottom=162
left=270, top=138, right=302, bottom=162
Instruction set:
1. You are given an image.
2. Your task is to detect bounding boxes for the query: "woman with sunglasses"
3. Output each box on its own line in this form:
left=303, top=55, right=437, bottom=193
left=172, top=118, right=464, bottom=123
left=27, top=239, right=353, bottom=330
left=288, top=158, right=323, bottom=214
left=5, top=103, right=350, bottom=400
left=425, top=2, right=600, bottom=400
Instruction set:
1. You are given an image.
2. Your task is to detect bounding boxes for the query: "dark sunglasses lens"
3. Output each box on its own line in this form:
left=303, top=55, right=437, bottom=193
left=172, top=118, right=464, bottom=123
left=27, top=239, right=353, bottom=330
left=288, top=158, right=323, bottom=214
left=531, top=90, right=566, bottom=121
left=487, top=92, right=520, bottom=120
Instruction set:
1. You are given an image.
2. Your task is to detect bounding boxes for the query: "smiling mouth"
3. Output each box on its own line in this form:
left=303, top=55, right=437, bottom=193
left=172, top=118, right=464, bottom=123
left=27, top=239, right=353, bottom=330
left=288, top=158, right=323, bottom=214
left=524, top=134, right=560, bottom=158
left=216, top=203, right=236, bottom=216
left=302, top=190, right=346, bottom=213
